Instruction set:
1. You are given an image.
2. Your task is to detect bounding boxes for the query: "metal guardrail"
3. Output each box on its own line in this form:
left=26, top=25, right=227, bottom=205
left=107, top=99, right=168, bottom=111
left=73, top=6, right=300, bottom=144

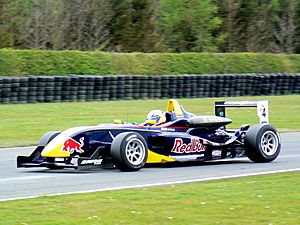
left=0, top=73, right=299, bottom=104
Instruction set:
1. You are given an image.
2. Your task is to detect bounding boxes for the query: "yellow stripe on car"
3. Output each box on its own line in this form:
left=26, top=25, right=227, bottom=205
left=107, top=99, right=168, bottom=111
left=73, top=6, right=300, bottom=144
left=41, top=135, right=70, bottom=157
left=147, top=150, right=175, bottom=163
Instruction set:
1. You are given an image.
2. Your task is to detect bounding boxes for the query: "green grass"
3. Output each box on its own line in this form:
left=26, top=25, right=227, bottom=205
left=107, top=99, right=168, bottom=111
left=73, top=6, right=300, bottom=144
left=0, top=95, right=299, bottom=147
left=1, top=50, right=300, bottom=75
left=0, top=172, right=299, bottom=224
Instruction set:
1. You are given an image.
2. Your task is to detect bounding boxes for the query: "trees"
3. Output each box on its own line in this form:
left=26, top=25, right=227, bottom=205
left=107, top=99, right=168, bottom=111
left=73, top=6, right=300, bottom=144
left=215, top=0, right=300, bottom=53
left=0, top=0, right=299, bottom=53
left=25, top=0, right=63, bottom=49
left=273, top=0, right=299, bottom=53
left=296, top=1, right=300, bottom=53
left=1, top=0, right=112, bottom=50
left=1, top=0, right=31, bottom=48
left=158, top=0, right=223, bottom=52
left=107, top=0, right=162, bottom=52
left=0, top=0, right=10, bottom=48
left=57, top=0, right=112, bottom=50
left=24, top=0, right=112, bottom=50
left=214, top=0, right=241, bottom=52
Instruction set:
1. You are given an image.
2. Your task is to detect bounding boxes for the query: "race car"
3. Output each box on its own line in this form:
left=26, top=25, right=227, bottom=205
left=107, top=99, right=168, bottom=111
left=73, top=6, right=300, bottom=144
left=17, top=99, right=281, bottom=172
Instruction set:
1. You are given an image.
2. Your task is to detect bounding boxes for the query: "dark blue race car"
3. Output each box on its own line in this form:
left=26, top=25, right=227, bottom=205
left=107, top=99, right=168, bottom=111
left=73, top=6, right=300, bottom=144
left=17, top=99, right=281, bottom=172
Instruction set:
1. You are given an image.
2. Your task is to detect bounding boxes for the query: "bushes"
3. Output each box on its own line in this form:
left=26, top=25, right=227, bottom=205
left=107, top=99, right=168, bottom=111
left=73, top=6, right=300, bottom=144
left=0, top=49, right=300, bottom=76
left=0, top=50, right=117, bottom=76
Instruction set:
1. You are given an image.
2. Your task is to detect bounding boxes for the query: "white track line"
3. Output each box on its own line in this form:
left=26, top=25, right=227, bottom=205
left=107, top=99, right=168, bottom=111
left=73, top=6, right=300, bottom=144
left=0, top=146, right=34, bottom=151
left=0, top=173, right=77, bottom=183
left=1, top=168, right=300, bottom=202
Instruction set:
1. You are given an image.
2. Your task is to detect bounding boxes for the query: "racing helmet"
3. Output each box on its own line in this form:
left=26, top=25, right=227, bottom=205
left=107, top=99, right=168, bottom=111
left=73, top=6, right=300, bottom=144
left=146, top=110, right=166, bottom=125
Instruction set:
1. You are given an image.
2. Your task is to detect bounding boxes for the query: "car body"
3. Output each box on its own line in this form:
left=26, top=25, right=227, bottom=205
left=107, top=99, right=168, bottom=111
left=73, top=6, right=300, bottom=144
left=17, top=99, right=281, bottom=171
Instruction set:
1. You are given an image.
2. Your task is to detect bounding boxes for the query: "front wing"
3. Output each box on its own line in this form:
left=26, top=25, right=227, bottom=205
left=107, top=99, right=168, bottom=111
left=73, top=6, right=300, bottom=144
left=17, top=146, right=108, bottom=170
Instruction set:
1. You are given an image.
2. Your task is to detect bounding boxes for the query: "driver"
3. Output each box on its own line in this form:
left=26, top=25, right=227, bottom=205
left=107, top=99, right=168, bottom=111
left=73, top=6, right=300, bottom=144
left=145, top=110, right=166, bottom=125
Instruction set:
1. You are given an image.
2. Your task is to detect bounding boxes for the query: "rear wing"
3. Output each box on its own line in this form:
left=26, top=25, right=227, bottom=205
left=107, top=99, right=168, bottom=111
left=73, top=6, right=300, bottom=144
left=215, top=100, right=269, bottom=124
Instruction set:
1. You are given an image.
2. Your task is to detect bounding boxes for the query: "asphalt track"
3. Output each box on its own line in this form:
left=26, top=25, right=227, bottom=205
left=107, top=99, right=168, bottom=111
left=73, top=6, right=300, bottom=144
left=0, top=132, right=299, bottom=201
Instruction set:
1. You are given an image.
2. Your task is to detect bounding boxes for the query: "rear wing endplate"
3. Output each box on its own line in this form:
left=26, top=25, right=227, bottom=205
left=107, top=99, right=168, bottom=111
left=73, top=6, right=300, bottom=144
left=215, top=100, right=269, bottom=124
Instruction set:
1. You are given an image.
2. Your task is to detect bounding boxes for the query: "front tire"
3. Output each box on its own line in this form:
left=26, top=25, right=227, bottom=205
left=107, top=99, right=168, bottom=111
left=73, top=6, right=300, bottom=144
left=111, top=132, right=148, bottom=172
left=245, top=124, right=281, bottom=162
left=38, top=131, right=61, bottom=146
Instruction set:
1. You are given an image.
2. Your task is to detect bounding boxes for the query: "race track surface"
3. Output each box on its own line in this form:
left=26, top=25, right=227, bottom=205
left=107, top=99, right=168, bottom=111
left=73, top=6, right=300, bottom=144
left=0, top=132, right=299, bottom=201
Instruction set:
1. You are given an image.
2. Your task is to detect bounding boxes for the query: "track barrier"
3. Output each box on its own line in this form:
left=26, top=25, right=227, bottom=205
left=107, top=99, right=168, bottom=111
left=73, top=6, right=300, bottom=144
left=0, top=73, right=299, bottom=103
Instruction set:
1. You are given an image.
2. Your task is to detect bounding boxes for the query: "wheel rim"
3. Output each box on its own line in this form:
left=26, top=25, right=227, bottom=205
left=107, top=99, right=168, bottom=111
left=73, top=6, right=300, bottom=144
left=125, top=138, right=145, bottom=166
left=260, top=131, right=279, bottom=156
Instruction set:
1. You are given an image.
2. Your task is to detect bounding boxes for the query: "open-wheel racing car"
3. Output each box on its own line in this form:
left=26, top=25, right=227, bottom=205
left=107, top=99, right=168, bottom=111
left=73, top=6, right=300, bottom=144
left=17, top=99, right=281, bottom=172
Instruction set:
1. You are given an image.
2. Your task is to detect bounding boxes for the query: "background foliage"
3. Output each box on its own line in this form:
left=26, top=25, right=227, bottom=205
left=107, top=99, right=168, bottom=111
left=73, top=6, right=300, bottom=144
left=0, top=0, right=299, bottom=53
left=1, top=50, right=300, bottom=76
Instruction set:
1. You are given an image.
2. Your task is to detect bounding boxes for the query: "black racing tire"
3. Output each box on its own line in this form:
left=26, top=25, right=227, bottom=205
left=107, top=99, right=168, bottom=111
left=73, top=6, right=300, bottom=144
left=111, top=132, right=148, bottom=172
left=38, top=131, right=61, bottom=146
left=244, top=124, right=281, bottom=163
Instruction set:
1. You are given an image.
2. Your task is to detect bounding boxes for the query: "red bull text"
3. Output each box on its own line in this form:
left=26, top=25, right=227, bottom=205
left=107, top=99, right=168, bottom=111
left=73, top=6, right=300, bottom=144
left=171, top=137, right=206, bottom=154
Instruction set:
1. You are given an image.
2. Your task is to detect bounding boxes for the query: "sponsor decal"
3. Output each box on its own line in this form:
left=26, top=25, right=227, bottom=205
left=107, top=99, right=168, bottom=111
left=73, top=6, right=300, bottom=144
left=170, top=155, right=204, bottom=161
left=224, top=101, right=256, bottom=106
left=81, top=159, right=103, bottom=165
left=171, top=138, right=206, bottom=154
left=212, top=150, right=222, bottom=157
left=61, top=137, right=84, bottom=154
left=161, top=128, right=176, bottom=132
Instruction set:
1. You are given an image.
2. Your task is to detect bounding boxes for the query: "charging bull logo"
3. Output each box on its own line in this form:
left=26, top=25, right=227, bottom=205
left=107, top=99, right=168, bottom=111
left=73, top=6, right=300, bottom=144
left=61, top=137, right=84, bottom=154
left=171, top=138, right=206, bottom=154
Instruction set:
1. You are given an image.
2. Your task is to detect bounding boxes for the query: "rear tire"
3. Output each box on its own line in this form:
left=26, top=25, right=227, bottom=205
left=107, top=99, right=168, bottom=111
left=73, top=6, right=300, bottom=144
left=111, top=132, right=148, bottom=172
left=245, top=124, right=281, bottom=162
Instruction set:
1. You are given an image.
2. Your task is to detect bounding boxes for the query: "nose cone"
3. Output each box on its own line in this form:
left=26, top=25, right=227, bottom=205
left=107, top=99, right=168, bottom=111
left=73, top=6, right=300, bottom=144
left=41, top=136, right=70, bottom=157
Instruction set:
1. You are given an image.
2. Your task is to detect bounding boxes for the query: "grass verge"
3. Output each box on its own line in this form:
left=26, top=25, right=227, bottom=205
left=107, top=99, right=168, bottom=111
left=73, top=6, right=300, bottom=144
left=0, top=95, right=299, bottom=147
left=0, top=172, right=299, bottom=224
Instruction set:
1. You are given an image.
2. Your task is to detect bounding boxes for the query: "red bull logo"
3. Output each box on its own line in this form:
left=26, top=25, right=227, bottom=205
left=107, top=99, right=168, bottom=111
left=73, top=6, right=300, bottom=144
left=171, top=137, right=206, bottom=154
left=61, top=137, right=84, bottom=154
